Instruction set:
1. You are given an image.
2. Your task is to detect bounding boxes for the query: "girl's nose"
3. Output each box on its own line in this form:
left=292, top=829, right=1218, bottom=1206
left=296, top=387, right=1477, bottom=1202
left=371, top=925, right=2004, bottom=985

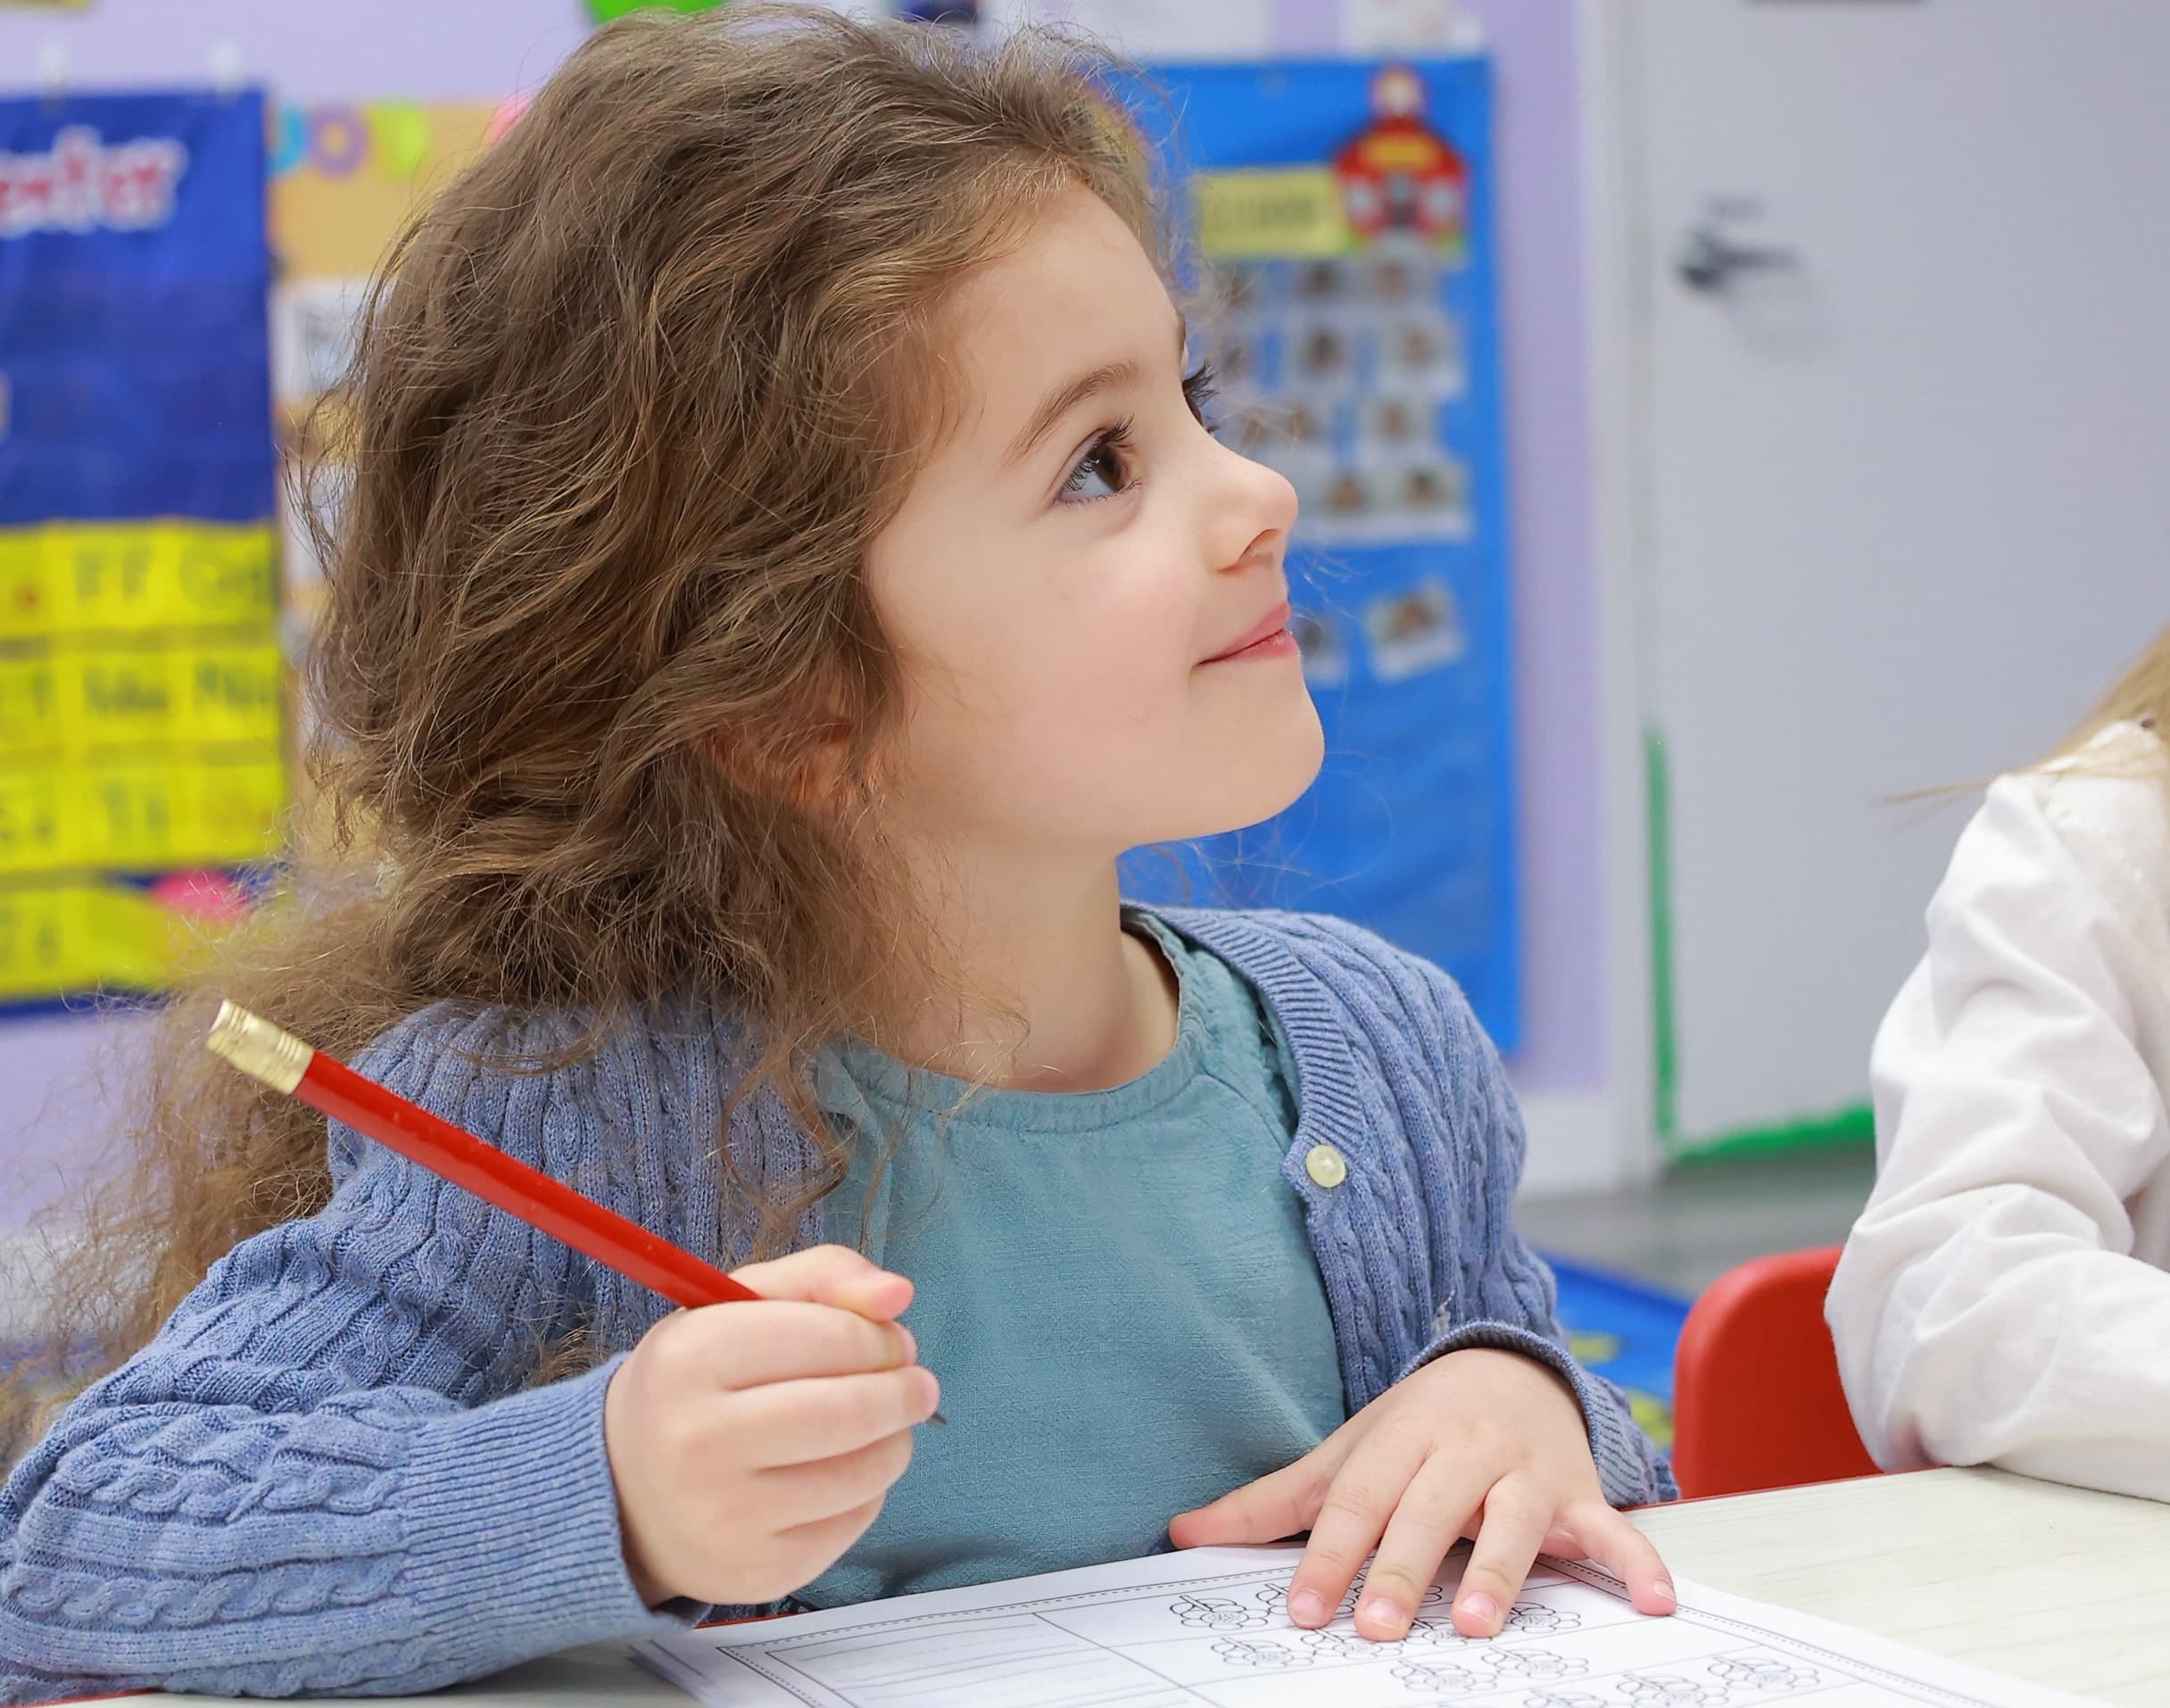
left=1206, top=440, right=1298, bottom=576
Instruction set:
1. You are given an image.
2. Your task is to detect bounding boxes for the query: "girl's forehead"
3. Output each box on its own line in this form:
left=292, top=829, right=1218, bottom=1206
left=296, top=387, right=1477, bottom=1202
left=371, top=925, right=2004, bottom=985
left=936, top=194, right=1179, bottom=411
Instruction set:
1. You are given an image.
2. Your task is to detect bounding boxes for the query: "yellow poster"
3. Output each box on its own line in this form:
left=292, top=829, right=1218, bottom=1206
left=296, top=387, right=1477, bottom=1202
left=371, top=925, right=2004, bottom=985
left=1192, top=167, right=1354, bottom=260
left=0, top=520, right=284, bottom=998
left=269, top=102, right=501, bottom=281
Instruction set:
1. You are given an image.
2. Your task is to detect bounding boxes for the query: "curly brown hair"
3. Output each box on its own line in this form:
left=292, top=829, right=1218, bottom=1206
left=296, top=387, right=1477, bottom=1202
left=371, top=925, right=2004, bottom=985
left=2, top=4, right=1162, bottom=1449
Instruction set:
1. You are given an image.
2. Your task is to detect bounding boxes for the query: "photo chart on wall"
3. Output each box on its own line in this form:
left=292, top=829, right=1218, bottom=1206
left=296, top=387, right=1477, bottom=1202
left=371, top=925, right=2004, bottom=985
left=1117, top=57, right=1522, bottom=1049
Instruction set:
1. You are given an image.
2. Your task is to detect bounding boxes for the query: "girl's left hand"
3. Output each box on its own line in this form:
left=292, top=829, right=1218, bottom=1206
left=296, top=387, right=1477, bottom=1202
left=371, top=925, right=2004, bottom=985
left=1167, top=1347, right=1676, bottom=1642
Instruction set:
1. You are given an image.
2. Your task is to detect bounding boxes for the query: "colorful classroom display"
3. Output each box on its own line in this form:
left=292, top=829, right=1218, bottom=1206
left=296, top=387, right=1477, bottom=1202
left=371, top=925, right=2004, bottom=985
left=0, top=92, right=280, bottom=1006
left=1550, top=1259, right=1685, bottom=1450
left=1121, top=58, right=1522, bottom=1049
left=2, top=52, right=1520, bottom=1039
left=0, top=92, right=518, bottom=1009
left=267, top=100, right=503, bottom=630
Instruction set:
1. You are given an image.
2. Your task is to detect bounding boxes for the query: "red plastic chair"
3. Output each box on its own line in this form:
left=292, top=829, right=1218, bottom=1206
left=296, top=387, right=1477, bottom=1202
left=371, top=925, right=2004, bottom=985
left=1670, top=1245, right=1884, bottom=1499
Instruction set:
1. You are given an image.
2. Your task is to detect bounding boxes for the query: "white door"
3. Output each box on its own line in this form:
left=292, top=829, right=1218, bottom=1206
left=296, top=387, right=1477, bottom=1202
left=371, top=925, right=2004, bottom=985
left=1620, top=0, right=2170, bottom=1154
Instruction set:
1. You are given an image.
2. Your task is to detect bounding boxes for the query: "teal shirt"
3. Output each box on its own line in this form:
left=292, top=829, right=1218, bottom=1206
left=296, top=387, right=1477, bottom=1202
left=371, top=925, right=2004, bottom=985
left=801, top=912, right=1348, bottom=1607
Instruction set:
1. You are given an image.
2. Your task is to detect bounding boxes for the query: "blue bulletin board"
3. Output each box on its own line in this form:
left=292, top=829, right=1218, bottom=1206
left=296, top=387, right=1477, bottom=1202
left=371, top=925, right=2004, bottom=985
left=1119, top=58, right=1522, bottom=1050
left=0, top=92, right=282, bottom=1008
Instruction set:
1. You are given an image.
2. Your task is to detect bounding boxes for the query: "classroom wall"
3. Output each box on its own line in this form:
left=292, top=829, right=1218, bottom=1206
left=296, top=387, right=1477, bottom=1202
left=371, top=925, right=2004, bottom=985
left=0, top=0, right=1611, bottom=1237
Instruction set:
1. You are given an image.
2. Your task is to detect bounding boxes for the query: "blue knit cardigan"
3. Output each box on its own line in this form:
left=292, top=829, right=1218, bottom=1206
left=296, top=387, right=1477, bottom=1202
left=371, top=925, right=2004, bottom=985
left=0, top=907, right=1672, bottom=1701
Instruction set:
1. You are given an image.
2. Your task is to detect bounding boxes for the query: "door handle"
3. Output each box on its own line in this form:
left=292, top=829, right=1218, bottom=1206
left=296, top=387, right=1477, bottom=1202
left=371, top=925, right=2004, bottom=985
left=1676, top=220, right=1801, bottom=294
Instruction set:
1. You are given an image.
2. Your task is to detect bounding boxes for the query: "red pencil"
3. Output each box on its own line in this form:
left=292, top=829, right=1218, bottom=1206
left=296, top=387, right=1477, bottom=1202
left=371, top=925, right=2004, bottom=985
left=205, top=1001, right=943, bottom=1421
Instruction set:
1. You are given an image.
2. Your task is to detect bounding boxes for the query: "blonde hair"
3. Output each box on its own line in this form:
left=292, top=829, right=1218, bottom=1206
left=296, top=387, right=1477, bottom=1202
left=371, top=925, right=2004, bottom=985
left=2065, top=624, right=2170, bottom=764
left=3, top=4, right=1162, bottom=1449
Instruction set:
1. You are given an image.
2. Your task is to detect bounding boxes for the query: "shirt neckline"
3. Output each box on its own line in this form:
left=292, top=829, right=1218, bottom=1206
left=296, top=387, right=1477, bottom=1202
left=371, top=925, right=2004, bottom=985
left=821, top=910, right=1209, bottom=1133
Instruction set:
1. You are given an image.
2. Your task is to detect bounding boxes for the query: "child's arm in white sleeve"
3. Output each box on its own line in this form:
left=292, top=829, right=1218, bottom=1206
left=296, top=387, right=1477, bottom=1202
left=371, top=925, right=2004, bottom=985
left=1827, top=753, right=2170, bottom=1501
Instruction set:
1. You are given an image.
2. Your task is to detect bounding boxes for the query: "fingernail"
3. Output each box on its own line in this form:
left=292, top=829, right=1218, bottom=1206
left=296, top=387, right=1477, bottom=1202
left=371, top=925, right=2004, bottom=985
left=1360, top=1596, right=1406, bottom=1635
left=914, top=1368, right=940, bottom=1415
left=1459, top=1592, right=1499, bottom=1629
left=1653, top=1578, right=1676, bottom=1605
left=1288, top=1590, right=1326, bottom=1625
left=898, top=1326, right=918, bottom=1363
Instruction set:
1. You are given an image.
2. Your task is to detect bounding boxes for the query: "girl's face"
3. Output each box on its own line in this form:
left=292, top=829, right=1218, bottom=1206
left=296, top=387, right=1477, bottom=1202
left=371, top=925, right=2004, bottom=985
left=869, top=188, right=1322, bottom=858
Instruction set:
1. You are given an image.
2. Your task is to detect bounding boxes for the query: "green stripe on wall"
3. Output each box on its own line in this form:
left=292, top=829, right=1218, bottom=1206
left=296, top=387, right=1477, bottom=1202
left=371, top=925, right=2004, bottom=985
left=1644, top=724, right=1873, bottom=1161
left=1672, top=1101, right=1875, bottom=1165
left=1644, top=727, right=1681, bottom=1146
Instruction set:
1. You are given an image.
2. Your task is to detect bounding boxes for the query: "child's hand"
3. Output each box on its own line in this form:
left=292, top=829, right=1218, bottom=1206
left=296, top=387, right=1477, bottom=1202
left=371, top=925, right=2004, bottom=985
left=603, top=1244, right=940, bottom=1608
left=1168, top=1347, right=1674, bottom=1641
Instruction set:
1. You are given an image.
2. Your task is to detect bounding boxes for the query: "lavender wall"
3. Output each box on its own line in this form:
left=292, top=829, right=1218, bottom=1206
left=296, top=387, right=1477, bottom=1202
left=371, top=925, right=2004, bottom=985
left=0, top=1, right=594, bottom=102
left=1456, top=0, right=1600, bottom=1092
left=0, top=0, right=1602, bottom=1232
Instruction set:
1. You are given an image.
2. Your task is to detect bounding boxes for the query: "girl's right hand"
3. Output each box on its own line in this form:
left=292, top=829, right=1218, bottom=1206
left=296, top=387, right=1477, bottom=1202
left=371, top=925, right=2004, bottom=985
left=602, top=1245, right=940, bottom=1608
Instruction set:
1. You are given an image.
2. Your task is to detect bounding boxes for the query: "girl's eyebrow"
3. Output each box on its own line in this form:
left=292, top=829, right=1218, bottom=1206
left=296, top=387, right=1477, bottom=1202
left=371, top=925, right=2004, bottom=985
left=1005, top=359, right=1140, bottom=467
left=1002, top=313, right=1190, bottom=468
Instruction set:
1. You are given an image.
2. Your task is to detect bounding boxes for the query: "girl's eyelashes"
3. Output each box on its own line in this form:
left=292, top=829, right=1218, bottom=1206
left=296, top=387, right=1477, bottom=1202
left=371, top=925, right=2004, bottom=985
left=1182, top=359, right=1221, bottom=430
left=1055, top=363, right=1221, bottom=505
left=1058, top=419, right=1137, bottom=503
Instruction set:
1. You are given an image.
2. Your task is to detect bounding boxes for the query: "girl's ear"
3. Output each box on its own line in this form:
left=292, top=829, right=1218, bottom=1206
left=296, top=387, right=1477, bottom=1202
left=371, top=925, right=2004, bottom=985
left=708, top=717, right=854, bottom=812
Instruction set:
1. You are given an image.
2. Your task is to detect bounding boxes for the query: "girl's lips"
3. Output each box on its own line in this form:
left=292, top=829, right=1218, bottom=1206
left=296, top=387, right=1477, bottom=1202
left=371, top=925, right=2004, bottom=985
left=1203, top=601, right=1296, bottom=665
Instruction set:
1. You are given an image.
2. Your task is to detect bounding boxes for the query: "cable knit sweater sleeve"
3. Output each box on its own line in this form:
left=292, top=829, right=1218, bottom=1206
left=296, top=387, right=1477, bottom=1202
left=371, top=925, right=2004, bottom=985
left=1390, top=951, right=1677, bottom=1508
left=0, top=1007, right=686, bottom=1704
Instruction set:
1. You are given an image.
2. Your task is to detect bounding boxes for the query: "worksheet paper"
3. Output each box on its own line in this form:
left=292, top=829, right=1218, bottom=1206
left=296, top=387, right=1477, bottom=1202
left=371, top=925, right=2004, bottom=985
left=639, top=1543, right=2087, bottom=1708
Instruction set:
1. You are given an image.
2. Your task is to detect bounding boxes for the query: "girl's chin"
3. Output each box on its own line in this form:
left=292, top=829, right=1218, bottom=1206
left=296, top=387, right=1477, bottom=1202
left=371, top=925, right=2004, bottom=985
left=1167, top=720, right=1328, bottom=840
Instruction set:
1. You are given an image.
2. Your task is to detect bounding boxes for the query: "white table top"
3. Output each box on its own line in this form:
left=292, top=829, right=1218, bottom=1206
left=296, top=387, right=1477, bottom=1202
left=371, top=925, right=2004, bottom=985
left=1633, top=1466, right=2170, bottom=1706
left=127, top=1466, right=2170, bottom=1705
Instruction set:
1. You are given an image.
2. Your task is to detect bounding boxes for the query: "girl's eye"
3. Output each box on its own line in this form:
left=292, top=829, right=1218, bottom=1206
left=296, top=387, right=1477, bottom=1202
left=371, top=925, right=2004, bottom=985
left=1183, top=360, right=1221, bottom=431
left=1060, top=423, right=1136, bottom=503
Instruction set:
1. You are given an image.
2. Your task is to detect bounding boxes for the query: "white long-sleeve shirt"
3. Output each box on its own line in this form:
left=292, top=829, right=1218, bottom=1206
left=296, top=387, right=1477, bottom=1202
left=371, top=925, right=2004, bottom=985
left=1827, top=720, right=2170, bottom=1503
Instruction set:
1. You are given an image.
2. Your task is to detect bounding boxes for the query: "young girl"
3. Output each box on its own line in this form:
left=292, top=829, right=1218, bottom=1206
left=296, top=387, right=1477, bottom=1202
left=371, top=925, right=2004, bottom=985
left=1828, top=632, right=2170, bottom=1500
left=0, top=10, right=1673, bottom=1698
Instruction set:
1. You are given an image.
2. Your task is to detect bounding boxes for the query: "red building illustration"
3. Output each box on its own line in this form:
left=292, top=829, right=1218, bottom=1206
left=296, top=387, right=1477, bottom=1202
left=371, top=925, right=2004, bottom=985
left=1333, top=64, right=1468, bottom=249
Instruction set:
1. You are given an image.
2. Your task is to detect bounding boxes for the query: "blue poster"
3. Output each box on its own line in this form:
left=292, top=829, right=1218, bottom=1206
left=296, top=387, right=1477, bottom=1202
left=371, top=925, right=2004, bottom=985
left=1118, top=59, right=1522, bottom=1050
left=0, top=91, right=275, bottom=525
